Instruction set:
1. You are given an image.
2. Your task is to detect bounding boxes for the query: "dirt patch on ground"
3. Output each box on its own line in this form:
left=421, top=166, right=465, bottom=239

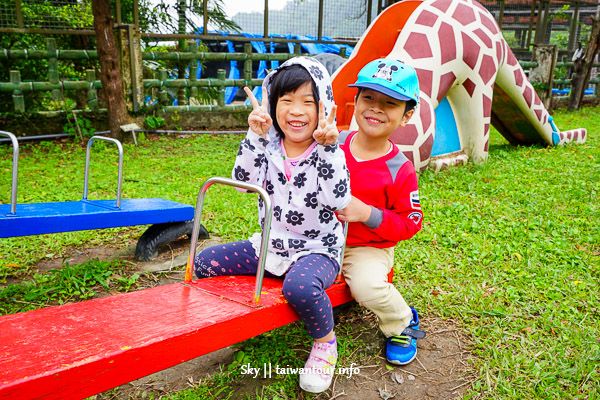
left=329, top=310, right=475, bottom=399
left=25, top=239, right=476, bottom=399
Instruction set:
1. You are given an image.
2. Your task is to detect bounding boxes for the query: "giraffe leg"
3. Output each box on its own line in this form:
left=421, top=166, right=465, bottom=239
left=557, top=129, right=587, bottom=145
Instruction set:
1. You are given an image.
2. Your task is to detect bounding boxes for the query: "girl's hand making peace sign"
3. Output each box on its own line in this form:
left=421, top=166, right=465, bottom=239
left=312, top=101, right=339, bottom=146
left=244, top=86, right=272, bottom=137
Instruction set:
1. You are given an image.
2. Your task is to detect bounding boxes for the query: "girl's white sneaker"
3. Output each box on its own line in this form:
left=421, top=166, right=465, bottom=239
left=299, top=340, right=338, bottom=393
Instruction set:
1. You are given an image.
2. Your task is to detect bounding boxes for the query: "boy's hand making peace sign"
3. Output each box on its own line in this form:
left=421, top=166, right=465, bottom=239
left=313, top=101, right=339, bottom=146
left=244, top=86, right=272, bottom=137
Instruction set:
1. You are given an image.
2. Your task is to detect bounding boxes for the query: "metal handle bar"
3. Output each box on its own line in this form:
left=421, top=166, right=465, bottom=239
left=336, top=222, right=349, bottom=282
left=184, top=177, right=273, bottom=305
left=83, top=136, right=123, bottom=208
left=0, top=131, right=18, bottom=214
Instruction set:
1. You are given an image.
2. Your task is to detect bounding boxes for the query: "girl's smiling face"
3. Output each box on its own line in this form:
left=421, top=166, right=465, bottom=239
left=276, top=81, right=318, bottom=155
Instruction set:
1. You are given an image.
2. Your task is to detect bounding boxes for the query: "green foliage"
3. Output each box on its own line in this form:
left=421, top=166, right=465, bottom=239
left=0, top=1, right=98, bottom=113
left=138, top=0, right=240, bottom=39
left=502, top=30, right=521, bottom=49
left=532, top=81, right=550, bottom=91
left=144, top=115, right=166, bottom=129
left=1, top=0, right=235, bottom=113
left=20, top=1, right=93, bottom=30
left=64, top=113, right=95, bottom=137
left=578, top=24, right=592, bottom=47
left=554, top=63, right=568, bottom=81
left=550, top=31, right=570, bottom=50
left=550, top=4, right=571, bottom=23
left=142, top=41, right=219, bottom=106
left=548, top=4, right=593, bottom=51
left=0, top=258, right=138, bottom=315
left=169, top=110, right=183, bottom=131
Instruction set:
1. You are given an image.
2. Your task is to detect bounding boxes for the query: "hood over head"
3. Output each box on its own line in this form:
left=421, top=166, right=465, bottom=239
left=261, top=56, right=336, bottom=142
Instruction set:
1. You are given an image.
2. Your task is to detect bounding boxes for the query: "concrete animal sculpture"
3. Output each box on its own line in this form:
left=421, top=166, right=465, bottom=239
left=332, top=0, right=587, bottom=171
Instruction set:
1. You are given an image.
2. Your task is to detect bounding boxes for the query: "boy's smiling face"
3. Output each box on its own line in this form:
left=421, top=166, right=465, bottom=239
left=276, top=81, right=319, bottom=154
left=354, top=88, right=414, bottom=139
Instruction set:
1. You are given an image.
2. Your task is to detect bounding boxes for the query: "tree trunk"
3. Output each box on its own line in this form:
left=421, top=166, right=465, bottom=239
left=569, top=16, right=600, bottom=111
left=91, top=0, right=129, bottom=140
left=177, top=0, right=187, bottom=106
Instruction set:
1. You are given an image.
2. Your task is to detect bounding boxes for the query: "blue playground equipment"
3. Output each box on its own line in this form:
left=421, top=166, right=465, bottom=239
left=552, top=87, right=595, bottom=96
left=192, top=29, right=354, bottom=105
left=0, top=132, right=207, bottom=260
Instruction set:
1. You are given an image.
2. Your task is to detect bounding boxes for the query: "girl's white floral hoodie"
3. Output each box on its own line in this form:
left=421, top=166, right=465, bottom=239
left=232, top=56, right=351, bottom=276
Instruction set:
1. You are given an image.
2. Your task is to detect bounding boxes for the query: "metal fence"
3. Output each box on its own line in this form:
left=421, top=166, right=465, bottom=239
left=231, top=0, right=382, bottom=39
left=1, top=1, right=599, bottom=49
left=1, top=0, right=599, bottom=115
left=479, top=0, right=600, bottom=54
left=1, top=38, right=598, bottom=114
left=0, top=0, right=94, bottom=34
left=0, top=39, right=303, bottom=114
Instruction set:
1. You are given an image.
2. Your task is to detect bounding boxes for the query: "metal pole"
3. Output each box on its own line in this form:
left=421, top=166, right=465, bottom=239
left=264, top=0, right=269, bottom=38
left=203, top=0, right=208, bottom=35
left=83, top=136, right=123, bottom=208
left=133, top=0, right=139, bottom=31
left=318, top=0, right=324, bottom=41
left=497, top=0, right=505, bottom=30
left=128, top=24, right=139, bottom=112
left=116, top=0, right=122, bottom=26
left=568, top=1, right=581, bottom=51
left=185, top=177, right=272, bottom=305
left=534, top=0, right=543, bottom=44
left=0, top=131, right=18, bottom=214
left=540, top=0, right=551, bottom=44
left=15, top=0, right=23, bottom=29
left=336, top=222, right=349, bottom=282
left=526, top=0, right=537, bottom=49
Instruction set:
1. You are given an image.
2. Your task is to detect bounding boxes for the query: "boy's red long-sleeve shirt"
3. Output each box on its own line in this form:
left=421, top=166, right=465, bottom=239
left=339, top=131, right=423, bottom=248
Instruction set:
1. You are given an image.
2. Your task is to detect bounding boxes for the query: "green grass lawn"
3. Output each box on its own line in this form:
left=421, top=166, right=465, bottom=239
left=1, top=107, right=599, bottom=398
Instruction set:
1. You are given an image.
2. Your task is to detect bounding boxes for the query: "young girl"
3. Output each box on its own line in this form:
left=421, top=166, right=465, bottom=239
left=194, top=57, right=351, bottom=393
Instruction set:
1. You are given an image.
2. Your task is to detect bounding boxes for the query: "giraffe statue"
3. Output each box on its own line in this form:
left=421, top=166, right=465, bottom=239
left=332, top=0, right=588, bottom=172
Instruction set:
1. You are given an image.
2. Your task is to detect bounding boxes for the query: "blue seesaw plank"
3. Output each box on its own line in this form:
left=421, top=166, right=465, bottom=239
left=0, top=198, right=194, bottom=238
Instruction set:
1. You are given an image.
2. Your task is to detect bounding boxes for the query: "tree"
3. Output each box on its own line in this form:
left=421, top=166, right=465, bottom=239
left=0, top=1, right=96, bottom=113
left=139, top=0, right=239, bottom=36
left=569, top=15, right=600, bottom=111
left=91, top=0, right=129, bottom=140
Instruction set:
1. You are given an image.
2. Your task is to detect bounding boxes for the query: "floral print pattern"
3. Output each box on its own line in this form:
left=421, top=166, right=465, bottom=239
left=231, top=56, right=351, bottom=276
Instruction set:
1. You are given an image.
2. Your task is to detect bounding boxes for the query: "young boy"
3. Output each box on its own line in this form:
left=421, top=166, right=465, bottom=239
left=336, top=58, right=425, bottom=365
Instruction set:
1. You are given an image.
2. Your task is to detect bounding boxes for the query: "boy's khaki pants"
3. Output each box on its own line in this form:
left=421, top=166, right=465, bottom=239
left=342, top=246, right=413, bottom=337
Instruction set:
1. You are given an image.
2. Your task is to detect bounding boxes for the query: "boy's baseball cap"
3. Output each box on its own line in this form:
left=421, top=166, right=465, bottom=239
left=349, top=58, right=419, bottom=103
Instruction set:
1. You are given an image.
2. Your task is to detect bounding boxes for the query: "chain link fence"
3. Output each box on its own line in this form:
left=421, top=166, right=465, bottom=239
left=479, top=0, right=599, bottom=53
left=232, top=0, right=381, bottom=39
left=0, top=0, right=93, bottom=31
left=1, top=0, right=599, bottom=53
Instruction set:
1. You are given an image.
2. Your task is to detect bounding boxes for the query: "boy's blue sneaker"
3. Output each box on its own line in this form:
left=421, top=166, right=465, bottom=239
left=386, top=308, right=426, bottom=365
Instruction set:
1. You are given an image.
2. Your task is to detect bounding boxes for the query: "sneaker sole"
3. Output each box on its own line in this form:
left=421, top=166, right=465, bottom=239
left=299, top=376, right=333, bottom=393
left=386, top=347, right=417, bottom=366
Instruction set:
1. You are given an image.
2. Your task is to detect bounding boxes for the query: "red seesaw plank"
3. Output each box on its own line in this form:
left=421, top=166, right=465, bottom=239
left=0, top=276, right=353, bottom=400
